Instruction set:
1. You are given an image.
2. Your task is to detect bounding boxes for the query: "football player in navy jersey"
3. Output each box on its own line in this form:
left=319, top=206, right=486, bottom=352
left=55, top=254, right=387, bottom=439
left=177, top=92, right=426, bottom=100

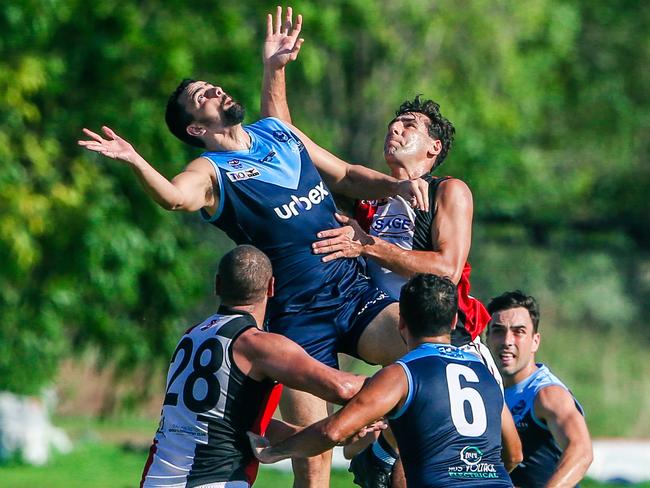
left=486, top=291, right=592, bottom=487
left=249, top=274, right=522, bottom=487
left=260, top=7, right=503, bottom=486
left=78, top=7, right=432, bottom=488
left=140, top=245, right=371, bottom=488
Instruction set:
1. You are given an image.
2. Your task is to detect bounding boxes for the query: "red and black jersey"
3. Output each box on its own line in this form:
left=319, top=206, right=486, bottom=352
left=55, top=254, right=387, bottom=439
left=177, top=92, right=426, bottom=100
left=354, top=175, right=490, bottom=344
left=140, top=307, right=281, bottom=487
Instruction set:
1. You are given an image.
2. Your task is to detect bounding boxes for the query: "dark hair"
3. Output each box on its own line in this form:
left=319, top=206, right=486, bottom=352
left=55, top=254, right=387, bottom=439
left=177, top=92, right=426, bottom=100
left=216, top=245, right=272, bottom=304
left=394, top=95, right=455, bottom=168
left=487, top=290, right=540, bottom=333
left=399, top=274, right=458, bottom=338
left=165, top=78, right=205, bottom=148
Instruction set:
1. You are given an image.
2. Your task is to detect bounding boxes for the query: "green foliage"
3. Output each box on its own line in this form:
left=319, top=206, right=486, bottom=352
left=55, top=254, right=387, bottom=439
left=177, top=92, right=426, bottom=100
left=0, top=1, right=648, bottom=397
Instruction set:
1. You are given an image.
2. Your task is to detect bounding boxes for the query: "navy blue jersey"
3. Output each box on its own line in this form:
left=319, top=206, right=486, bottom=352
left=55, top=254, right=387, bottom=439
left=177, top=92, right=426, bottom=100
left=505, top=364, right=584, bottom=488
left=200, top=118, right=365, bottom=318
left=389, top=343, right=511, bottom=487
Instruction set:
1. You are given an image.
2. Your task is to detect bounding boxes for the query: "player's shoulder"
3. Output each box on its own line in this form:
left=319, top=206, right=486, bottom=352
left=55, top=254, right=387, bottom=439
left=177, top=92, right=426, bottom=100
left=435, top=176, right=472, bottom=199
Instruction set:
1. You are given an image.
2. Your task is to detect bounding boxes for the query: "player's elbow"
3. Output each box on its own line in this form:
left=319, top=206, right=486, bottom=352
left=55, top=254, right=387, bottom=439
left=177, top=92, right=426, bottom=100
left=504, top=451, right=523, bottom=472
left=335, top=380, right=359, bottom=403
left=319, top=424, right=346, bottom=446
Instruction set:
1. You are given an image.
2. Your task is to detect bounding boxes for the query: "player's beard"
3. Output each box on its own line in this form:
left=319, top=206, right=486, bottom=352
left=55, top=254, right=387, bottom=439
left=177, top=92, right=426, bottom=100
left=223, top=101, right=245, bottom=127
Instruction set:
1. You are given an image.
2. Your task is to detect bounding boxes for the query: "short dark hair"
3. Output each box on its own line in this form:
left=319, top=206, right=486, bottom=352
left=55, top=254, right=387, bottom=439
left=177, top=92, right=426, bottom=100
left=487, top=290, right=540, bottom=333
left=394, top=95, right=455, bottom=168
left=165, top=78, right=205, bottom=148
left=399, top=274, right=458, bottom=338
left=216, top=245, right=272, bottom=304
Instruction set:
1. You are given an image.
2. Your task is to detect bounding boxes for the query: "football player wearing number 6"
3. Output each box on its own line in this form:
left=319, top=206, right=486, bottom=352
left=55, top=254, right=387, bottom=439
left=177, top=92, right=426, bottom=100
left=249, top=274, right=522, bottom=487
left=140, top=245, right=367, bottom=488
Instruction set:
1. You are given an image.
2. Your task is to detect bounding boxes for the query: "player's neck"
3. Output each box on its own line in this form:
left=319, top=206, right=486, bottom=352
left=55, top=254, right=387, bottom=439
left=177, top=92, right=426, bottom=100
left=506, top=361, right=539, bottom=388
left=223, top=302, right=266, bottom=330
left=409, top=334, right=451, bottom=350
left=390, top=161, right=433, bottom=181
left=204, top=125, right=251, bottom=152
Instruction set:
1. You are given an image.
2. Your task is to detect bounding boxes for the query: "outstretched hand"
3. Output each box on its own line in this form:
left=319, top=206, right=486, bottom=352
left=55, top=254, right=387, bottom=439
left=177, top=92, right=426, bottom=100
left=78, top=126, right=139, bottom=165
left=264, top=6, right=304, bottom=70
left=312, top=213, right=373, bottom=262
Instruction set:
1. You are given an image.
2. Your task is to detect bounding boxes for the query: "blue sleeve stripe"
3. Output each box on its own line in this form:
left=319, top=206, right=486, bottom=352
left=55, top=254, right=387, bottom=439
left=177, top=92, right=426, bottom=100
left=198, top=156, right=225, bottom=222
left=388, top=361, right=413, bottom=420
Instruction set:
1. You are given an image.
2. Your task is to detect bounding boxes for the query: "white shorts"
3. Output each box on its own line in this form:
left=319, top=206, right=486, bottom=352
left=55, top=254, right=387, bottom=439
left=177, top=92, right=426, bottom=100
left=460, top=335, right=504, bottom=393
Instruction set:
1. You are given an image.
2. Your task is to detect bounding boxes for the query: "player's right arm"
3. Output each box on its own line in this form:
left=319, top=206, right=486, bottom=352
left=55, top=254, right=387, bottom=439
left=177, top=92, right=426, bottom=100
left=239, top=330, right=365, bottom=405
left=535, top=385, right=593, bottom=487
left=500, top=403, right=523, bottom=472
left=261, top=6, right=303, bottom=122
left=250, top=364, right=407, bottom=463
left=78, top=126, right=217, bottom=212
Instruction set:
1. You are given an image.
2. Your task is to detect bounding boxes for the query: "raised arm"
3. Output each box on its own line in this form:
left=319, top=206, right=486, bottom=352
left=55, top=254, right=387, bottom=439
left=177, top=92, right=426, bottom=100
left=535, top=386, right=593, bottom=488
left=285, top=121, right=429, bottom=210
left=78, top=126, right=216, bottom=212
left=261, top=6, right=303, bottom=122
left=239, top=330, right=364, bottom=405
left=313, top=178, right=471, bottom=284
left=251, top=364, right=407, bottom=463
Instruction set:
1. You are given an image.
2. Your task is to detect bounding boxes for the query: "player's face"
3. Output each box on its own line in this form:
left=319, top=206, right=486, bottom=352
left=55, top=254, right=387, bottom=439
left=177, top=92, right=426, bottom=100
left=487, top=307, right=540, bottom=383
left=384, top=112, right=438, bottom=166
left=181, top=80, right=244, bottom=128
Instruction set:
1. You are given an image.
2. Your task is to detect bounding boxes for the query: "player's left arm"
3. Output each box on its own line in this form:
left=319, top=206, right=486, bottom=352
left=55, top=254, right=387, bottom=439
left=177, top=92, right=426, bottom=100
left=313, top=178, right=472, bottom=284
left=249, top=364, right=407, bottom=463
left=500, top=403, right=523, bottom=472
left=534, top=386, right=593, bottom=487
left=282, top=122, right=429, bottom=211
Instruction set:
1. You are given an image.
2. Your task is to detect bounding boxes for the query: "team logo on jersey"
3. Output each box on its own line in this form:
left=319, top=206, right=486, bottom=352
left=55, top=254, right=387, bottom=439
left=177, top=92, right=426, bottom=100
left=273, top=181, right=329, bottom=220
left=371, top=213, right=413, bottom=235
left=259, top=150, right=276, bottom=164
left=436, top=345, right=464, bottom=359
left=227, top=168, right=261, bottom=182
left=227, top=159, right=243, bottom=169
left=460, top=446, right=483, bottom=466
left=272, top=130, right=290, bottom=142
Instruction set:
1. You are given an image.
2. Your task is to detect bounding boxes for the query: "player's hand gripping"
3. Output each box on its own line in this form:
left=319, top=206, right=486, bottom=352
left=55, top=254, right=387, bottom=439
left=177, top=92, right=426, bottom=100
left=78, top=126, right=140, bottom=165
left=313, top=213, right=373, bottom=262
left=247, top=432, right=285, bottom=464
left=396, top=178, right=429, bottom=212
left=264, top=6, right=304, bottom=70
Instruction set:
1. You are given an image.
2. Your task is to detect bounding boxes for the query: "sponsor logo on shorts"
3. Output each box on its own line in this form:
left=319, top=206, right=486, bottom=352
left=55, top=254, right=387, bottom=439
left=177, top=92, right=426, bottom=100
left=273, top=130, right=290, bottom=142
left=227, top=168, right=261, bottom=182
left=228, top=158, right=243, bottom=169
left=356, top=291, right=389, bottom=317
left=273, top=181, right=329, bottom=219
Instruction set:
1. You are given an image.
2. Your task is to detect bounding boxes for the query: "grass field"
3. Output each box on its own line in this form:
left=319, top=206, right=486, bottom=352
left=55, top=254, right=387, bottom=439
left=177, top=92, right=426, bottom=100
left=1, top=416, right=648, bottom=488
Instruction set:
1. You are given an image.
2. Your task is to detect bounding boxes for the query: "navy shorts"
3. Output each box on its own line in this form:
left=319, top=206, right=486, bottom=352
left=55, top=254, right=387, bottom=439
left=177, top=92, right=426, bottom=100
left=266, top=278, right=396, bottom=368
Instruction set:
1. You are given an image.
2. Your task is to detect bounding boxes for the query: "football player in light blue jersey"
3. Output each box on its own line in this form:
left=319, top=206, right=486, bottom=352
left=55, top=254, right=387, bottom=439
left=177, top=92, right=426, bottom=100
left=78, top=7, right=431, bottom=488
left=486, top=291, right=593, bottom=487
left=249, top=274, right=522, bottom=487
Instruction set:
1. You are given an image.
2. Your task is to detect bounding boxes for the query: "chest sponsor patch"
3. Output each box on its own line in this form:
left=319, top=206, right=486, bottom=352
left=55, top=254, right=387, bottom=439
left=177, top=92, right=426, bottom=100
left=226, top=167, right=261, bottom=182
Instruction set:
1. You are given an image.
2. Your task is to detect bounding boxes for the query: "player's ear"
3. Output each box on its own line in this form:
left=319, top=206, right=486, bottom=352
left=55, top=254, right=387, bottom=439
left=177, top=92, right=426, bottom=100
left=450, top=313, right=458, bottom=330
left=267, top=276, right=275, bottom=298
left=531, top=332, right=541, bottom=353
left=187, top=124, right=206, bottom=137
left=427, top=138, right=442, bottom=159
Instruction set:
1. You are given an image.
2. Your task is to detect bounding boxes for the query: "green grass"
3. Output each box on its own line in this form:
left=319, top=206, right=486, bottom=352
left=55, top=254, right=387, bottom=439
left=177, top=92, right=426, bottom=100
left=0, top=426, right=650, bottom=488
